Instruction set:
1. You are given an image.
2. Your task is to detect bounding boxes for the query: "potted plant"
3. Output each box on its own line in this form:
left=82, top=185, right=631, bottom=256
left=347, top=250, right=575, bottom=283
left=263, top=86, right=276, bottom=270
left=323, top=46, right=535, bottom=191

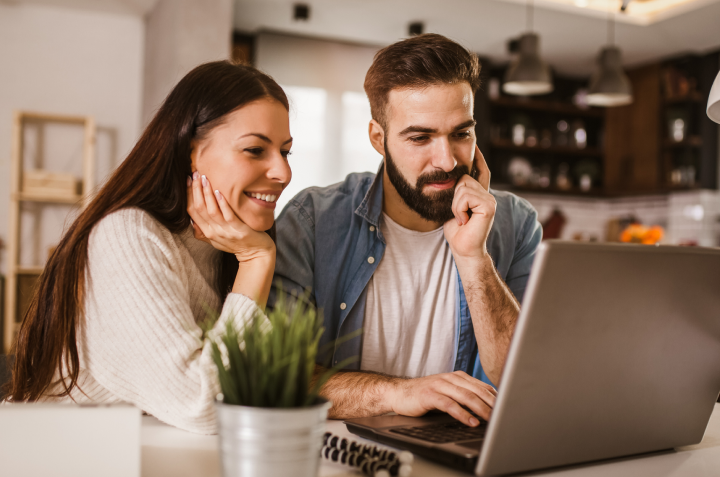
left=209, top=293, right=348, bottom=477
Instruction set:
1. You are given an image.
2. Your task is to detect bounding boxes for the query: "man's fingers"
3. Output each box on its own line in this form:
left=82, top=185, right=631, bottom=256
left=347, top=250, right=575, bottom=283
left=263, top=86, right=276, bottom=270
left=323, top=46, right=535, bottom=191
left=453, top=371, right=498, bottom=397
left=474, top=145, right=491, bottom=191
left=438, top=382, right=493, bottom=422
left=448, top=371, right=498, bottom=403
left=451, top=182, right=495, bottom=226
left=432, top=395, right=479, bottom=427
left=447, top=373, right=497, bottom=409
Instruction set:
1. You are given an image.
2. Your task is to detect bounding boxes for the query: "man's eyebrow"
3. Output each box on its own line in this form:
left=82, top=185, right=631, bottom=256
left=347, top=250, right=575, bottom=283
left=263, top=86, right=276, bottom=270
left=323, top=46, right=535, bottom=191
left=453, top=119, right=477, bottom=131
left=238, top=133, right=293, bottom=145
left=398, top=125, right=437, bottom=136
left=398, top=119, right=477, bottom=136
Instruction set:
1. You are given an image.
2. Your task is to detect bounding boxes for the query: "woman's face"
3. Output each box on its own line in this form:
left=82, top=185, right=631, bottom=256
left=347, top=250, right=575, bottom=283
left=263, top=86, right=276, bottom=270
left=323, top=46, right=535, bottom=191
left=191, top=98, right=292, bottom=232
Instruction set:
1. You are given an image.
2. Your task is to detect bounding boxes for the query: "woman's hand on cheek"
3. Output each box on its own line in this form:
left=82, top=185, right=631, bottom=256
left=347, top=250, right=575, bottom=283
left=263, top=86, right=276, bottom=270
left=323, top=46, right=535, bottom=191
left=186, top=172, right=275, bottom=263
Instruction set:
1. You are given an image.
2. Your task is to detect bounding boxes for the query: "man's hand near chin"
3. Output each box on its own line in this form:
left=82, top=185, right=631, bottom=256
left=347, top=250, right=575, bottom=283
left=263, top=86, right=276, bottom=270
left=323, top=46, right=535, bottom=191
left=443, top=145, right=521, bottom=387
left=442, top=145, right=496, bottom=264
left=315, top=365, right=496, bottom=426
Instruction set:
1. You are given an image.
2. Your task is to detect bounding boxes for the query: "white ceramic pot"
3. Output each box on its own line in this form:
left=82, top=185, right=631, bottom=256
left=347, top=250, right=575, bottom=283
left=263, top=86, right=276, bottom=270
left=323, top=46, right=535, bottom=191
left=215, top=398, right=331, bottom=477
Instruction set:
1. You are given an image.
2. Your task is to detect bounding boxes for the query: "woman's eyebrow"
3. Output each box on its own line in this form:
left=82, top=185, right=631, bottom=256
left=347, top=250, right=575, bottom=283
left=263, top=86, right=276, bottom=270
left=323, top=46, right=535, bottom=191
left=237, top=134, right=293, bottom=146
left=238, top=133, right=272, bottom=143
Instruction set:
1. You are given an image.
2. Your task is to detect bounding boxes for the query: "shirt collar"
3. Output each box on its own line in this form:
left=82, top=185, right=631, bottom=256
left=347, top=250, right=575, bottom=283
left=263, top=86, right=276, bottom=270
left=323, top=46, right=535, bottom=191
left=354, top=160, right=385, bottom=227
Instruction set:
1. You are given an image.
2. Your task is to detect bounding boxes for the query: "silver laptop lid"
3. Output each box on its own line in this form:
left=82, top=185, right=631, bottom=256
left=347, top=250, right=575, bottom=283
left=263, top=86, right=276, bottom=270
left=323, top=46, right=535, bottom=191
left=477, top=241, right=720, bottom=476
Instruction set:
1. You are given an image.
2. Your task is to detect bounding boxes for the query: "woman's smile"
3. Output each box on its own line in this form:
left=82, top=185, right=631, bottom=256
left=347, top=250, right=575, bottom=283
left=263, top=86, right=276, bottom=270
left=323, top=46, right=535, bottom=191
left=244, top=190, right=282, bottom=209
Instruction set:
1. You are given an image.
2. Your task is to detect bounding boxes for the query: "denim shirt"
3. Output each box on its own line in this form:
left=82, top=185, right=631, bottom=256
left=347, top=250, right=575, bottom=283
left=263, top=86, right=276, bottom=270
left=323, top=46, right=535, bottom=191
left=270, top=163, right=542, bottom=386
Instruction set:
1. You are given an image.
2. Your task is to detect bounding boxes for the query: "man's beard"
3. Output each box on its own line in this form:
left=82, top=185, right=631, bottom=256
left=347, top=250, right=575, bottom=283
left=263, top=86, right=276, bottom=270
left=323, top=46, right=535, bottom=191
left=384, top=140, right=478, bottom=224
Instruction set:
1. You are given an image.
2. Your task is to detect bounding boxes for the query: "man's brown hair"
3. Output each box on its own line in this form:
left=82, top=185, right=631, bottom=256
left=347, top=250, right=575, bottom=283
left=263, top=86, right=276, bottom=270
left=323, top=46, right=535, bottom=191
left=364, top=33, right=481, bottom=130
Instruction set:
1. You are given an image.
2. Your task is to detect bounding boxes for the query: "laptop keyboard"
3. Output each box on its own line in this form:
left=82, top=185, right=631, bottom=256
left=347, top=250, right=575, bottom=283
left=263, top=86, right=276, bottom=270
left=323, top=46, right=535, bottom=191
left=389, top=420, right=488, bottom=444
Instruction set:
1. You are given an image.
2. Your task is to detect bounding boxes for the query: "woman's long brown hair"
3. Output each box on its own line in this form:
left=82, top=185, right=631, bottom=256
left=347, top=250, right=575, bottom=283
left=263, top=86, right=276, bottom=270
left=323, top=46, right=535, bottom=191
left=5, top=61, right=289, bottom=402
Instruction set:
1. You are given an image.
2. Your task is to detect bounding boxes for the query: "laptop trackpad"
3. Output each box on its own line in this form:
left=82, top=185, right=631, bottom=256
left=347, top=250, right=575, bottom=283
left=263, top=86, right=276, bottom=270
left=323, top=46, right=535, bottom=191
left=457, top=440, right=484, bottom=450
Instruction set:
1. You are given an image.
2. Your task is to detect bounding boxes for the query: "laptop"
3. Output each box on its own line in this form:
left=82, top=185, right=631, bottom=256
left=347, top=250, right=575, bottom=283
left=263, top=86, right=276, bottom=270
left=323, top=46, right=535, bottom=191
left=345, top=241, right=720, bottom=475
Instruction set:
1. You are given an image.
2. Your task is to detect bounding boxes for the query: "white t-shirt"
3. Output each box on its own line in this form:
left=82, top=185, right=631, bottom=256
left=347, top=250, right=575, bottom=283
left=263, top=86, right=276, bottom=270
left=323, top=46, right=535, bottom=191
left=361, top=213, right=457, bottom=378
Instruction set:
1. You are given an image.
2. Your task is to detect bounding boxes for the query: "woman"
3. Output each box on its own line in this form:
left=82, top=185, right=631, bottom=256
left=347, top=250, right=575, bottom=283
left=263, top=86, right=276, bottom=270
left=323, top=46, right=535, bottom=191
left=4, top=61, right=292, bottom=434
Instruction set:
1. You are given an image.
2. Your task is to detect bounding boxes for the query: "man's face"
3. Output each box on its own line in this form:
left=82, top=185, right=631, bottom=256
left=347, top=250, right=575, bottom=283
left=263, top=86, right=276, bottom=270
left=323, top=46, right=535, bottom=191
left=378, top=82, right=478, bottom=223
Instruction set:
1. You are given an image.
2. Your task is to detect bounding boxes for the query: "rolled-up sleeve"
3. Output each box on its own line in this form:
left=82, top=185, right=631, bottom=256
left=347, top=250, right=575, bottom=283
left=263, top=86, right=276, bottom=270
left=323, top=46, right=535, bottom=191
left=505, top=206, right=543, bottom=304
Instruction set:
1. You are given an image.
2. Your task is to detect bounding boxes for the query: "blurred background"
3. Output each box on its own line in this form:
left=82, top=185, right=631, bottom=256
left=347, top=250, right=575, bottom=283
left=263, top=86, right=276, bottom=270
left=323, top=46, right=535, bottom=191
left=1, top=0, right=719, bottom=352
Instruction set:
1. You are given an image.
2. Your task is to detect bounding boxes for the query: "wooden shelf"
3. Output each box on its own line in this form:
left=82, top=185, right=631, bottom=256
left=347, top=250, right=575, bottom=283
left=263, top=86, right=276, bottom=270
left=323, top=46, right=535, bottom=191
left=4, top=111, right=96, bottom=354
left=13, top=192, right=83, bottom=204
left=489, top=97, right=605, bottom=118
left=16, top=266, right=44, bottom=275
left=663, top=136, right=703, bottom=148
left=20, top=111, right=88, bottom=124
left=496, top=184, right=680, bottom=198
left=497, top=185, right=605, bottom=197
left=489, top=139, right=603, bottom=157
left=662, top=92, right=705, bottom=105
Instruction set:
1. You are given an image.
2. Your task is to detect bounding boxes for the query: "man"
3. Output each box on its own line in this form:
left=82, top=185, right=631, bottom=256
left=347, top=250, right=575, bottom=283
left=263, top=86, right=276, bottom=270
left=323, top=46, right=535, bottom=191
left=271, top=34, right=542, bottom=427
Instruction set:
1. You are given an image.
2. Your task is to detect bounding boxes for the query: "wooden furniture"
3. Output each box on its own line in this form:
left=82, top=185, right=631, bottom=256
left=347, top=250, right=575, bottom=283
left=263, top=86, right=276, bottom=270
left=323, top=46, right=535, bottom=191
left=659, top=53, right=719, bottom=190
left=3, top=111, right=95, bottom=354
left=476, top=68, right=609, bottom=196
left=477, top=51, right=719, bottom=197
left=605, top=53, right=719, bottom=194
left=604, top=64, right=662, bottom=193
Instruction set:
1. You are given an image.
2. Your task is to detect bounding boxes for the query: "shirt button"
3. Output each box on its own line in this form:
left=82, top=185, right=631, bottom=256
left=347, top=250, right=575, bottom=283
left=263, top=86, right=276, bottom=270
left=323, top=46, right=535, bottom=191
left=367, top=256, right=375, bottom=264
left=340, top=303, right=347, bottom=310
left=369, top=226, right=375, bottom=232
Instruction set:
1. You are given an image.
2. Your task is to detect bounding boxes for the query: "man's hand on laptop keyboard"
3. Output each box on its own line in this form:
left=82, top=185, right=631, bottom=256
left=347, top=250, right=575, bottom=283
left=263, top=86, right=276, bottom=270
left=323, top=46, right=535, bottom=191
left=389, top=371, right=496, bottom=427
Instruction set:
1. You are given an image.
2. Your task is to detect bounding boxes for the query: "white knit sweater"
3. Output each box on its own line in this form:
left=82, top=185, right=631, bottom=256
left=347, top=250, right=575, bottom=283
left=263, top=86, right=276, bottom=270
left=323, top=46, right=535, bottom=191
left=44, top=207, right=261, bottom=434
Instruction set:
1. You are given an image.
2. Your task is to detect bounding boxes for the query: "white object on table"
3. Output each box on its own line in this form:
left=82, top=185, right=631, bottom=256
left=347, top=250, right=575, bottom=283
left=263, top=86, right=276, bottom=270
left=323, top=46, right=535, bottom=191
left=0, top=403, right=140, bottom=477
left=141, top=403, right=720, bottom=477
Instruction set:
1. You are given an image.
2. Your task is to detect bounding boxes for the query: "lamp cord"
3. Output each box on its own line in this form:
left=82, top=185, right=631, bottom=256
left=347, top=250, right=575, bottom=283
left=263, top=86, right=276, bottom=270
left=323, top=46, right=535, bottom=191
left=607, top=7, right=615, bottom=45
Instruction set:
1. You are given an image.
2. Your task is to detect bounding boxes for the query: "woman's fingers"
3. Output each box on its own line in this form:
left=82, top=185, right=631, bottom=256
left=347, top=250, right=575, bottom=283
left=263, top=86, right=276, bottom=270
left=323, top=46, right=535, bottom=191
left=200, top=175, right=222, bottom=222
left=187, top=172, right=217, bottom=243
left=190, top=172, right=209, bottom=223
left=186, top=172, right=275, bottom=259
left=214, top=189, right=241, bottom=224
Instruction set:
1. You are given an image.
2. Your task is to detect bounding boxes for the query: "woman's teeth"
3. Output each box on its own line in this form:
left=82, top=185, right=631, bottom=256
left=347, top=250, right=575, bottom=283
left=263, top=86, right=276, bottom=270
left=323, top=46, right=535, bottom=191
left=248, top=192, right=278, bottom=203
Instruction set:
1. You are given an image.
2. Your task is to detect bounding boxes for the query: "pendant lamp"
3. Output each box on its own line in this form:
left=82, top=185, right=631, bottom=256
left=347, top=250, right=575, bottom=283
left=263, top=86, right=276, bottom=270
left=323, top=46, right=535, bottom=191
left=503, top=0, right=553, bottom=96
left=587, top=11, right=632, bottom=107
left=708, top=70, right=720, bottom=124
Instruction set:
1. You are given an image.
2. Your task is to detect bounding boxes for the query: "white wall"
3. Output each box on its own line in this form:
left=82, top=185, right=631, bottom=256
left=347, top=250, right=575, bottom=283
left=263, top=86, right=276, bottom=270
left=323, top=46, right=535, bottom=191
left=142, top=0, right=232, bottom=125
left=516, top=189, right=720, bottom=246
left=0, top=3, right=145, bottom=274
left=255, top=33, right=383, bottom=213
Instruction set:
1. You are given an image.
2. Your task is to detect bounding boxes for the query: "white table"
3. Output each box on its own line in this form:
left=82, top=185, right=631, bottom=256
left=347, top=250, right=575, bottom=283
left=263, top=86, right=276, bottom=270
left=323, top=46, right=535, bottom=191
left=142, top=403, right=720, bottom=477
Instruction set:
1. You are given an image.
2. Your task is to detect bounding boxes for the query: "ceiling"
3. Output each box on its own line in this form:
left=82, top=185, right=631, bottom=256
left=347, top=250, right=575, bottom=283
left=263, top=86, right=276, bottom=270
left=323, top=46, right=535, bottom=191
left=5, top=0, right=719, bottom=77
left=497, top=0, right=720, bottom=25
left=233, top=0, right=720, bottom=76
left=0, top=0, right=158, bottom=16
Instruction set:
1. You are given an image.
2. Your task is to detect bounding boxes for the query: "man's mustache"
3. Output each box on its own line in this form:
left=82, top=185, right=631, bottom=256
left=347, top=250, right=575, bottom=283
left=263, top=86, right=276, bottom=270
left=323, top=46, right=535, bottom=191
left=415, top=159, right=478, bottom=190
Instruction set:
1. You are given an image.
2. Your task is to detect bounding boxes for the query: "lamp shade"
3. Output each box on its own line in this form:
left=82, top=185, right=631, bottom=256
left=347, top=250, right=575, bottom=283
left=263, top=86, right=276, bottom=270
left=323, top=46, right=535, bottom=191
left=587, top=46, right=633, bottom=107
left=503, top=33, right=553, bottom=96
left=708, top=70, right=720, bottom=124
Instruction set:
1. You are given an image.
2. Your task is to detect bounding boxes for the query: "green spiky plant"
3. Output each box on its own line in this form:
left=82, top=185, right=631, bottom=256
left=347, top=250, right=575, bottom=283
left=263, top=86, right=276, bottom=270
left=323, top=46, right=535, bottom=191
left=209, top=293, right=356, bottom=408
